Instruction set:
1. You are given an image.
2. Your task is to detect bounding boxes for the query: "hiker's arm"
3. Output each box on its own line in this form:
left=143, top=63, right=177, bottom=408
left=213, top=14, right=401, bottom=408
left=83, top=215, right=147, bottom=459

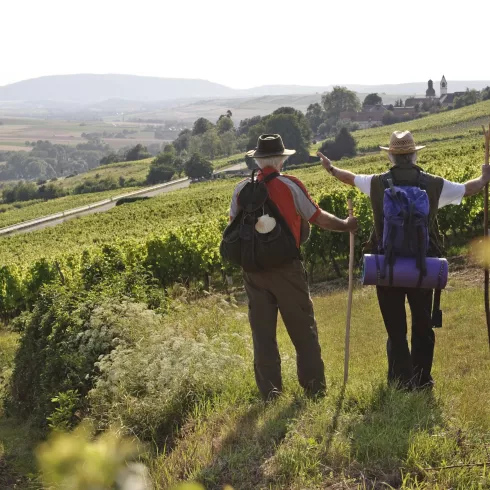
left=313, top=210, right=358, bottom=232
left=317, top=152, right=356, bottom=186
left=464, top=165, right=490, bottom=196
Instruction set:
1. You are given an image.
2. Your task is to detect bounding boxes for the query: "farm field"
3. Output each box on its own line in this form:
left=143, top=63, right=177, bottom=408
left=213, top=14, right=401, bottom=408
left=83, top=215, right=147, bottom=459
left=0, top=117, right=176, bottom=151
left=0, top=152, right=244, bottom=230
left=0, top=186, right=142, bottom=229
left=0, top=100, right=489, bottom=490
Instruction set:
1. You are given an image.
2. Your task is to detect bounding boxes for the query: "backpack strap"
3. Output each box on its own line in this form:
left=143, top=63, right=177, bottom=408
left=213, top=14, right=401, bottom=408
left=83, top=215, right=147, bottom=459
left=431, top=261, right=445, bottom=327
left=432, top=288, right=442, bottom=328
left=261, top=171, right=280, bottom=184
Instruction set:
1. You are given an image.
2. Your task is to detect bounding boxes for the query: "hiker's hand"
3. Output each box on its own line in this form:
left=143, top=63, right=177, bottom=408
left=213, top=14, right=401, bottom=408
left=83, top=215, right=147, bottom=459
left=482, top=164, right=490, bottom=184
left=317, top=152, right=333, bottom=173
left=344, top=216, right=358, bottom=232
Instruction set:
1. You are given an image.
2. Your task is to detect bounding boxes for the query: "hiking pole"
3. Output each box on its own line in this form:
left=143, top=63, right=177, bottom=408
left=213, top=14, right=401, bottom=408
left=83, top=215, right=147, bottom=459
left=344, top=199, right=355, bottom=385
left=483, top=124, right=490, bottom=352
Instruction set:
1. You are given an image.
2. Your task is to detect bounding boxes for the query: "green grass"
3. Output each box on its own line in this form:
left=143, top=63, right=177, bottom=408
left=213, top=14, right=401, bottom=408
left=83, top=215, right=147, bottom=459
left=311, top=100, right=490, bottom=154
left=211, top=153, right=244, bottom=170
left=1, top=269, right=489, bottom=488
left=57, top=159, right=153, bottom=191
left=0, top=187, right=141, bottom=229
left=152, top=279, right=490, bottom=489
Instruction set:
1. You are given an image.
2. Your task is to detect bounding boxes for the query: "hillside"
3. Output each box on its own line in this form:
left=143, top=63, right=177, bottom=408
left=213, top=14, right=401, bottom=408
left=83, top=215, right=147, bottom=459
left=1, top=100, right=489, bottom=267
left=2, top=74, right=490, bottom=107
left=1, top=100, right=489, bottom=490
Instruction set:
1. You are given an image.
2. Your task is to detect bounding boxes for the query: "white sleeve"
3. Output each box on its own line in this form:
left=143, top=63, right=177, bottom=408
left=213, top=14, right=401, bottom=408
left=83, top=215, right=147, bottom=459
left=438, top=180, right=465, bottom=209
left=354, top=175, right=374, bottom=197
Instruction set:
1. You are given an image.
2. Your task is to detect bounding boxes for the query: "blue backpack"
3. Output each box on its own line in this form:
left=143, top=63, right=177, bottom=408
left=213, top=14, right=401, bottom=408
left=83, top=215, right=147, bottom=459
left=380, top=170, right=430, bottom=286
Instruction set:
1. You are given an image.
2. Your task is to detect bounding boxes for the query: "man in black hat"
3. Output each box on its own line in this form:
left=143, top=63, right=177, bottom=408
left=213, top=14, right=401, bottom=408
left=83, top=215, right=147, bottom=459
left=229, top=134, right=358, bottom=400
left=318, top=130, right=490, bottom=390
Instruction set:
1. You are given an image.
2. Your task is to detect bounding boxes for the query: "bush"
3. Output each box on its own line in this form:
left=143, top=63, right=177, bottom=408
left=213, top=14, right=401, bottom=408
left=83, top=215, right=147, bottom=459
left=89, top=297, right=248, bottom=445
left=5, top=251, right=168, bottom=426
left=184, top=153, right=213, bottom=179
left=318, top=128, right=357, bottom=161
left=73, top=177, right=119, bottom=194
left=115, top=196, right=151, bottom=206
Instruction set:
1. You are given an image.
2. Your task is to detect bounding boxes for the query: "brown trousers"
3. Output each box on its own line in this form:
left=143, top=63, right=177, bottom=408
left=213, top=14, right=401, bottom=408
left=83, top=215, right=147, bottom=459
left=243, top=260, right=326, bottom=400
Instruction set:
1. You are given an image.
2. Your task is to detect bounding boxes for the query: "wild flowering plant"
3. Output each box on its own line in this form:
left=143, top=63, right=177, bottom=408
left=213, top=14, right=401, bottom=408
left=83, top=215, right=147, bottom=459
left=89, top=296, right=249, bottom=445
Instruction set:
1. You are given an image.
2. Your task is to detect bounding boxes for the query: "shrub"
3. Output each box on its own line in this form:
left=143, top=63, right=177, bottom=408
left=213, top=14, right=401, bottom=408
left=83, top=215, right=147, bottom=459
left=5, top=260, right=168, bottom=427
left=89, top=297, right=248, bottom=446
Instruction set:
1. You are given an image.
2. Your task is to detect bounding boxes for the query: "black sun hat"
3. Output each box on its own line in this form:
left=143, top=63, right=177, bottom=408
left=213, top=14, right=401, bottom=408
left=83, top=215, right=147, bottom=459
left=246, top=134, right=296, bottom=159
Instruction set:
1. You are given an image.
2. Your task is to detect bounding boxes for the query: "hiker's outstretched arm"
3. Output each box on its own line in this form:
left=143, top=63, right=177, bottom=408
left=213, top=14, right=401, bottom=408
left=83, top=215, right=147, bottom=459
left=317, top=152, right=356, bottom=186
left=313, top=210, right=358, bottom=232
left=464, top=165, right=490, bottom=196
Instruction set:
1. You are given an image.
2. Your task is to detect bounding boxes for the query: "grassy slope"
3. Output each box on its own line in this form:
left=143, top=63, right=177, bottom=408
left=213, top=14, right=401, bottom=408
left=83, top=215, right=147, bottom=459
left=0, top=152, right=243, bottom=229
left=0, top=136, right=484, bottom=267
left=0, top=187, right=141, bottom=229
left=153, top=274, right=490, bottom=489
left=312, top=100, right=490, bottom=153
left=1, top=274, right=488, bottom=489
left=4, top=100, right=488, bottom=233
left=57, top=158, right=154, bottom=191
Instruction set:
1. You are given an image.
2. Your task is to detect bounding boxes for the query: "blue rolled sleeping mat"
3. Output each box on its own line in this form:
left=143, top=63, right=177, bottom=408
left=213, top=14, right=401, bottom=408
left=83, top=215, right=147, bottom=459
left=362, top=254, right=448, bottom=289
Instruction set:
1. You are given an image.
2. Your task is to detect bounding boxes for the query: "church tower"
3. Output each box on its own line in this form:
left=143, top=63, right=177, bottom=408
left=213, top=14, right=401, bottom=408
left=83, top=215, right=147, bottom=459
left=440, top=75, right=448, bottom=96
left=426, top=80, right=436, bottom=97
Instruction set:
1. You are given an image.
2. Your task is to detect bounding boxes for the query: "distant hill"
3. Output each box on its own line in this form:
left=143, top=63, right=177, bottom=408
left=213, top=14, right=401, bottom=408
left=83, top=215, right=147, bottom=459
left=2, top=74, right=490, bottom=106
left=0, top=74, right=236, bottom=103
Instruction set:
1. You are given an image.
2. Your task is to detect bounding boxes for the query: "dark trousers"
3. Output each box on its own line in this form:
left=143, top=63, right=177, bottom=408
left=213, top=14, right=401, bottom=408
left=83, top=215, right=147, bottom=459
left=376, top=286, right=435, bottom=388
left=243, top=260, right=326, bottom=400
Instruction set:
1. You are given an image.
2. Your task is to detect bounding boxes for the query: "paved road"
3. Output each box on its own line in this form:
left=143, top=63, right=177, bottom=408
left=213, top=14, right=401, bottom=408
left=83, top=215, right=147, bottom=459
left=5, top=162, right=247, bottom=236
left=11, top=179, right=191, bottom=235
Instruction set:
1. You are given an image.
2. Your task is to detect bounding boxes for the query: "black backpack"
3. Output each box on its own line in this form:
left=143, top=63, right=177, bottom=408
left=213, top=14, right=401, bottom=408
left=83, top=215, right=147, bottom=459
left=220, top=170, right=300, bottom=272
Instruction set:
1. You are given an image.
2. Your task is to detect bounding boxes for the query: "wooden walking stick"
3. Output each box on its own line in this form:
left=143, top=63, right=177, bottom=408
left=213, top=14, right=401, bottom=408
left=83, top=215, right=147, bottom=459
left=344, top=199, right=355, bottom=384
left=483, top=124, right=490, bottom=351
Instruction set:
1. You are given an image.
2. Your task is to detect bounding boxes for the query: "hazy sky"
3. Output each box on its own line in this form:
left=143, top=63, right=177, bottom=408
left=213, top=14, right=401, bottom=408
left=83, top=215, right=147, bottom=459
left=2, top=0, right=489, bottom=89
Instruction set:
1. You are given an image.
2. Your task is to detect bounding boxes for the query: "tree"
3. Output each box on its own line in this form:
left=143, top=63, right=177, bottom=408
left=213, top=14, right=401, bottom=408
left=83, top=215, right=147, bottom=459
left=305, top=103, right=327, bottom=133
left=217, top=116, right=234, bottom=134
left=334, top=128, right=357, bottom=157
left=220, top=130, right=237, bottom=156
left=271, top=107, right=312, bottom=148
left=146, top=152, right=176, bottom=184
left=184, top=153, right=213, bottom=179
left=363, top=93, right=382, bottom=106
left=395, top=98, right=404, bottom=107
left=318, top=128, right=356, bottom=161
left=481, top=86, right=490, bottom=101
left=382, top=110, right=397, bottom=125
left=192, top=118, right=214, bottom=136
left=126, top=144, right=150, bottom=162
left=147, top=162, right=174, bottom=184
left=173, top=129, right=192, bottom=153
left=237, top=116, right=262, bottom=136
left=200, top=129, right=222, bottom=159
left=454, top=89, right=481, bottom=109
left=260, top=113, right=310, bottom=166
left=321, top=86, right=361, bottom=121
left=100, top=153, right=122, bottom=165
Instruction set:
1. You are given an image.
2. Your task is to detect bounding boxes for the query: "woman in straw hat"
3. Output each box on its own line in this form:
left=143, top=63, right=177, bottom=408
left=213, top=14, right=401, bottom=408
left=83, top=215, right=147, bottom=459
left=318, top=130, right=490, bottom=390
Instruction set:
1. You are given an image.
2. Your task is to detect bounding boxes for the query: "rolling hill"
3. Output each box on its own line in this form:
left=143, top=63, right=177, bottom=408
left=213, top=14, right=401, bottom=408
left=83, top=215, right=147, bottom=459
left=1, top=74, right=490, bottom=107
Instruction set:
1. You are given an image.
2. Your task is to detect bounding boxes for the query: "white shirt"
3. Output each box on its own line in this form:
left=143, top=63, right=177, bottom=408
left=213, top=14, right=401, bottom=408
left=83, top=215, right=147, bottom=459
left=354, top=174, right=465, bottom=208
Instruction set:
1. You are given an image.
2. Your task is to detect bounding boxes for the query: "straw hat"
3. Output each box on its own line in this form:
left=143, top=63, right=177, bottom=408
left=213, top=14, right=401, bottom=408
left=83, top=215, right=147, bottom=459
left=246, top=134, right=296, bottom=158
left=379, top=131, right=426, bottom=154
